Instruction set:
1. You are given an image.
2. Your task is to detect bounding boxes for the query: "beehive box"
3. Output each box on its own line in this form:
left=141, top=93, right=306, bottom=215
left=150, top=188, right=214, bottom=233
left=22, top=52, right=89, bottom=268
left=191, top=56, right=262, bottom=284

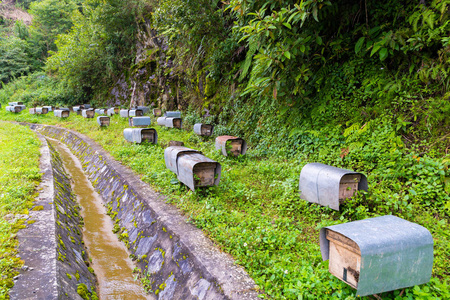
left=97, top=116, right=110, bottom=127
left=82, top=109, right=95, bottom=118
left=8, top=102, right=23, bottom=105
left=123, top=128, right=158, bottom=144
left=164, top=111, right=181, bottom=118
left=129, top=109, right=143, bottom=117
left=107, top=108, right=115, bottom=116
left=137, top=106, right=149, bottom=114
left=129, top=116, right=151, bottom=127
left=29, top=108, right=37, bottom=114
left=153, top=108, right=162, bottom=117
left=299, top=163, right=368, bottom=211
left=36, top=107, right=48, bottom=115
left=165, top=117, right=182, bottom=129
left=43, top=106, right=53, bottom=112
left=193, top=123, right=214, bottom=136
left=215, top=136, right=247, bottom=157
left=157, top=117, right=166, bottom=126
left=164, top=146, right=221, bottom=191
left=169, top=141, right=184, bottom=147
left=95, top=108, right=107, bottom=115
left=54, top=110, right=70, bottom=118
left=120, top=109, right=129, bottom=118
left=320, top=215, right=433, bottom=296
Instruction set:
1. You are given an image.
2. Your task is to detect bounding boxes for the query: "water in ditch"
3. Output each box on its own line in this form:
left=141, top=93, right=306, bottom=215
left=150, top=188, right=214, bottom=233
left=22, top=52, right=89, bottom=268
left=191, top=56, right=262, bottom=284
left=50, top=140, right=151, bottom=300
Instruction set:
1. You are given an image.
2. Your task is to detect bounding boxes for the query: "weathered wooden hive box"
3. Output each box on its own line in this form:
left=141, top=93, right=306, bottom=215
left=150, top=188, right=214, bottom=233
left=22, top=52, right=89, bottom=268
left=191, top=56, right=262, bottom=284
left=299, top=163, right=368, bottom=211
left=82, top=109, right=95, bottom=118
left=129, top=109, right=143, bottom=117
left=320, top=215, right=433, bottom=296
left=164, top=111, right=181, bottom=118
left=29, top=108, right=36, bottom=114
left=137, top=106, right=149, bottom=114
left=54, top=109, right=70, bottom=118
left=194, top=123, right=214, bottom=136
left=120, top=109, right=129, bottom=118
left=169, top=141, right=184, bottom=147
left=215, top=136, right=247, bottom=156
left=153, top=108, right=162, bottom=117
left=129, top=116, right=151, bottom=127
left=97, top=116, right=110, bottom=126
left=164, top=146, right=221, bottom=191
left=123, top=128, right=158, bottom=144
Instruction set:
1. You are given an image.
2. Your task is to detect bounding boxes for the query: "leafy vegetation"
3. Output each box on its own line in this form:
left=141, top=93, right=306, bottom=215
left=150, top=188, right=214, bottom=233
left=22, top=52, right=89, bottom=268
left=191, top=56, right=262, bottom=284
left=0, top=0, right=449, bottom=298
left=0, top=109, right=448, bottom=299
left=0, top=121, right=41, bottom=298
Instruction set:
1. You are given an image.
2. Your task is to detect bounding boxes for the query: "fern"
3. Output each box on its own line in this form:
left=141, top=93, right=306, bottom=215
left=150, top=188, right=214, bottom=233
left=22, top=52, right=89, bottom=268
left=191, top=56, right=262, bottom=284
left=239, top=39, right=258, bottom=82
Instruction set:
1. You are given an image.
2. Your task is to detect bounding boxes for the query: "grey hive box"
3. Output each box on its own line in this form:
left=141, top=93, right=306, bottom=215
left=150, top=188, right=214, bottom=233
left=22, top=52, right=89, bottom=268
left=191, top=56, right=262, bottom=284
left=320, top=215, right=433, bottom=296
left=194, top=123, right=214, bottom=136
left=36, top=107, right=48, bottom=114
left=129, top=109, right=143, bottom=117
left=43, top=106, right=53, bottom=112
left=164, top=146, right=221, bottom=191
left=164, top=111, right=181, bottom=118
left=215, top=136, right=247, bottom=156
left=120, top=109, right=129, bottom=118
left=54, top=110, right=70, bottom=118
left=299, top=163, right=368, bottom=211
left=123, top=128, right=158, bottom=144
left=82, top=109, right=95, bottom=118
left=129, top=116, right=151, bottom=127
left=137, top=106, right=149, bottom=114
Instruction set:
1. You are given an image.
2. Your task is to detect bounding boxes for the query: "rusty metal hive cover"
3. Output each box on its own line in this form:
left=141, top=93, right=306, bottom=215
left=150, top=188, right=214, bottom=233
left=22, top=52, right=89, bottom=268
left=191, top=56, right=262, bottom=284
left=320, top=215, right=433, bottom=296
left=194, top=123, right=214, bottom=136
left=299, top=163, right=368, bottom=211
left=215, top=136, right=248, bottom=156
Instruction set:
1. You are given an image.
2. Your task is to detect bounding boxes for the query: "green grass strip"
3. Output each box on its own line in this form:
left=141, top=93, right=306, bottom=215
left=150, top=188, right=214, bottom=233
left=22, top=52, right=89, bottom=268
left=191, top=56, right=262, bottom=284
left=0, top=121, right=41, bottom=299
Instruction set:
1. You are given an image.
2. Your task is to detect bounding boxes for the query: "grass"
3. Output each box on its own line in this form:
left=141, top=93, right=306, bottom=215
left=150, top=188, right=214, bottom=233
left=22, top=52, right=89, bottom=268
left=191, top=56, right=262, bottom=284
left=0, top=108, right=448, bottom=299
left=0, top=121, right=41, bottom=299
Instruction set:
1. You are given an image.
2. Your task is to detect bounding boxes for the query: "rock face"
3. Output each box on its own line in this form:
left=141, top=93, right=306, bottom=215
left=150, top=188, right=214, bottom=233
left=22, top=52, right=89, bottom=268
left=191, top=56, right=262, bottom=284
left=108, top=19, right=180, bottom=111
left=10, top=131, right=97, bottom=300
left=35, top=124, right=260, bottom=300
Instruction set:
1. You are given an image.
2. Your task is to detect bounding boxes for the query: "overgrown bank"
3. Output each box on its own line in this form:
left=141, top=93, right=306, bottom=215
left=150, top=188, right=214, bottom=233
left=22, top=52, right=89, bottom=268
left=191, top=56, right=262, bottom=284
left=0, top=122, right=41, bottom=298
left=0, top=110, right=448, bottom=299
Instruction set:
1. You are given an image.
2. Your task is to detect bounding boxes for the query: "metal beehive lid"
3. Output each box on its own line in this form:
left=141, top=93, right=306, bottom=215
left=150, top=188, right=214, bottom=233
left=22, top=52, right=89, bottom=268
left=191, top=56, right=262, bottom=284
left=137, top=106, right=149, bottom=114
left=157, top=117, right=166, bottom=126
left=120, top=109, right=129, bottom=118
left=165, top=117, right=182, bottom=128
left=129, top=109, right=143, bottom=117
left=215, top=136, right=248, bottom=156
left=36, top=107, right=47, bottom=114
left=130, top=116, right=151, bottom=127
left=164, top=146, right=202, bottom=174
left=29, top=108, right=36, bottom=114
left=320, top=215, right=433, bottom=296
left=43, top=106, right=52, bottom=112
left=177, top=153, right=221, bottom=191
left=164, top=111, right=181, bottom=118
left=123, top=128, right=157, bottom=144
left=299, top=163, right=368, bottom=211
left=107, top=108, right=115, bottom=116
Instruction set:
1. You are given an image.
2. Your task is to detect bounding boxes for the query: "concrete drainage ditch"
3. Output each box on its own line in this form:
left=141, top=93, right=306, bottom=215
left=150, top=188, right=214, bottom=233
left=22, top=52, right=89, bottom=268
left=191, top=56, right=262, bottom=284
left=14, top=123, right=259, bottom=300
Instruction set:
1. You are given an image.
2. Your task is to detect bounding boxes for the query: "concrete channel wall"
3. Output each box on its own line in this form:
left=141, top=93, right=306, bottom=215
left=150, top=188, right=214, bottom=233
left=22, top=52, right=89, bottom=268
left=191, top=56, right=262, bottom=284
left=30, top=124, right=259, bottom=300
left=10, top=133, right=97, bottom=300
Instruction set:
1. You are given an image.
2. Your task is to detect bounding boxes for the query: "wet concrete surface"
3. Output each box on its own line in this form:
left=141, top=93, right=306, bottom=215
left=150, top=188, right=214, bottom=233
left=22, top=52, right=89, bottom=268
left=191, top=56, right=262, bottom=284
left=50, top=139, right=151, bottom=300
